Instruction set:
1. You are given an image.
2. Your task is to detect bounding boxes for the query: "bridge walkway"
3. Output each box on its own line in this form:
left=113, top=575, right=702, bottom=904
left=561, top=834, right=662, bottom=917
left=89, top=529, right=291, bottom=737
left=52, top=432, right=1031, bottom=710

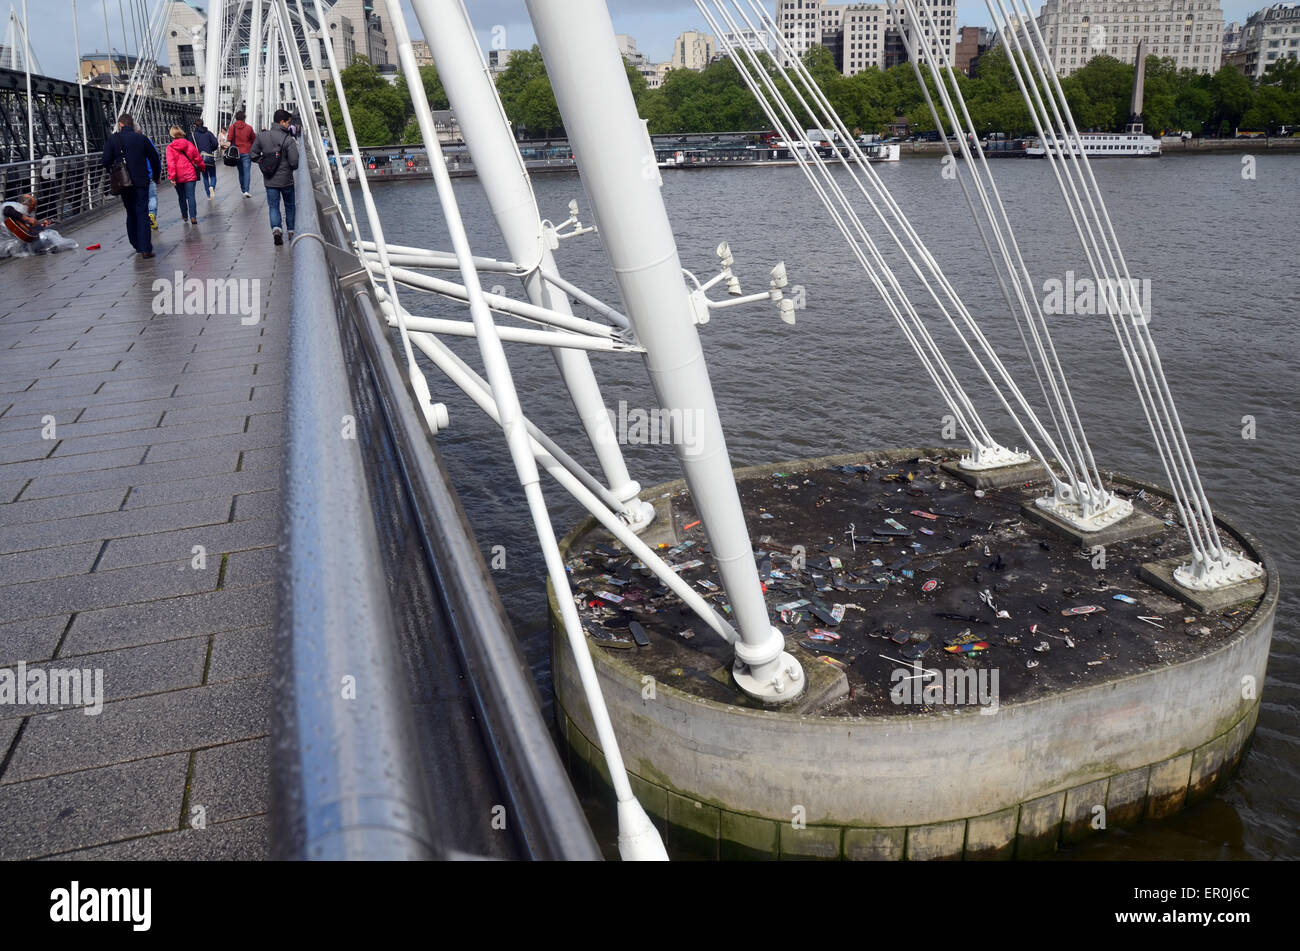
left=0, top=171, right=286, bottom=859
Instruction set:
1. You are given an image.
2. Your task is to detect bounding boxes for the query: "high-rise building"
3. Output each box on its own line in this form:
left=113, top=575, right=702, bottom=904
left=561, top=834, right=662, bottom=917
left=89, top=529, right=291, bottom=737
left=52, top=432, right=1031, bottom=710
left=1027, top=0, right=1225, bottom=76
left=671, top=30, right=716, bottom=70
left=1237, top=3, right=1300, bottom=79
left=775, top=0, right=826, bottom=64
left=775, top=0, right=957, bottom=75
left=842, top=5, right=889, bottom=73
left=953, top=25, right=992, bottom=75
left=410, top=40, right=433, bottom=67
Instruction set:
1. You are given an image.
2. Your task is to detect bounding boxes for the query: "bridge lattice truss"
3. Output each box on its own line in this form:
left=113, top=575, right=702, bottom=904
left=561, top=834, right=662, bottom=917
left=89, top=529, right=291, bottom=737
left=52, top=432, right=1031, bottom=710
left=0, top=67, right=200, bottom=164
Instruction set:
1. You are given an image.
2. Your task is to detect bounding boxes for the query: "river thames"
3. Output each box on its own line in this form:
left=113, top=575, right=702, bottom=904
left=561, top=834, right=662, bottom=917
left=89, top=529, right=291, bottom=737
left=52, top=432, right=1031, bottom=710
left=363, top=151, right=1298, bottom=860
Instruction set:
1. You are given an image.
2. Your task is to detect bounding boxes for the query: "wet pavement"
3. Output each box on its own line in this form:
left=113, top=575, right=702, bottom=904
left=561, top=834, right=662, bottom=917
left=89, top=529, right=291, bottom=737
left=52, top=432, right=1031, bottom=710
left=0, top=174, right=287, bottom=858
left=566, top=453, right=1263, bottom=717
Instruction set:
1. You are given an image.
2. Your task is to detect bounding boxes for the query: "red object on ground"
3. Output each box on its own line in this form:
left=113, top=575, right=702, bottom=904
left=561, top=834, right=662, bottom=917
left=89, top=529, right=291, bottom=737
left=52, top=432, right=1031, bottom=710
left=85, top=243, right=100, bottom=250
left=684, top=520, right=701, bottom=530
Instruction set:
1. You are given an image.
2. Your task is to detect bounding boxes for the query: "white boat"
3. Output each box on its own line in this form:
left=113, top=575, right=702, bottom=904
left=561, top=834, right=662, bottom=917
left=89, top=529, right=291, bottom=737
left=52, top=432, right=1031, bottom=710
left=863, top=142, right=900, bottom=162
left=1026, top=132, right=1161, bottom=158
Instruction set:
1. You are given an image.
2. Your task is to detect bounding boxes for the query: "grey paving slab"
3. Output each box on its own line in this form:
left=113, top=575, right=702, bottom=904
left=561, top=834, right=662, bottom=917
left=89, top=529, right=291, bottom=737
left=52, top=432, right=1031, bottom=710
left=0, top=754, right=189, bottom=860
left=0, top=636, right=208, bottom=718
left=0, top=558, right=220, bottom=624
left=0, top=539, right=101, bottom=586
left=0, top=175, right=288, bottom=859
left=48, top=414, right=246, bottom=457
left=143, top=428, right=279, bottom=463
left=237, top=446, right=281, bottom=471
left=50, top=814, right=269, bottom=861
left=231, top=489, right=279, bottom=523
left=62, top=584, right=277, bottom=655
left=18, top=452, right=238, bottom=501
left=0, top=495, right=231, bottom=555
left=0, top=487, right=126, bottom=527
left=207, top=626, right=272, bottom=684
left=189, top=737, right=269, bottom=823
left=0, top=615, right=68, bottom=665
left=123, top=467, right=280, bottom=509
left=0, top=444, right=146, bottom=479
left=0, top=409, right=162, bottom=445
left=96, top=517, right=277, bottom=571
left=2, top=677, right=269, bottom=782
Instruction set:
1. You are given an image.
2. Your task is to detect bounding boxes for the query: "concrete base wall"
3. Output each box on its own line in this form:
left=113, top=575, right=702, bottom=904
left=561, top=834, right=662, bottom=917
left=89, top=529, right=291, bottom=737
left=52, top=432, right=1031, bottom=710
left=551, top=451, right=1277, bottom=859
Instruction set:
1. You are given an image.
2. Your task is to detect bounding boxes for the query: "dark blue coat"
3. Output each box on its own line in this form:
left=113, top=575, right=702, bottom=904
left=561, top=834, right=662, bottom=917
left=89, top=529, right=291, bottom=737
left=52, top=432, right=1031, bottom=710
left=191, top=125, right=220, bottom=157
left=101, top=127, right=161, bottom=188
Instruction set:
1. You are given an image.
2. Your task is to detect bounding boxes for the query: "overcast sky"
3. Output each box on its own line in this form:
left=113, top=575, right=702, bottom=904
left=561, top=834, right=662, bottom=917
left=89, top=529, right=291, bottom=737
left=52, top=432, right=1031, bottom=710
left=22, top=0, right=1269, bottom=83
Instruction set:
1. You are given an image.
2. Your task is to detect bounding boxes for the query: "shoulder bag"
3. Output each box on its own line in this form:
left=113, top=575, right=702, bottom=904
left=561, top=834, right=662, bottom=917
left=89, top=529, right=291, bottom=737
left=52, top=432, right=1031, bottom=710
left=108, top=133, right=132, bottom=194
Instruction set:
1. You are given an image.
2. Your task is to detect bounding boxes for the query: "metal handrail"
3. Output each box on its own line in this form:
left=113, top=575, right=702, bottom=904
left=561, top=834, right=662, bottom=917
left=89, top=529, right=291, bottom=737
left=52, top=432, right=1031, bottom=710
left=272, top=156, right=440, bottom=860
left=0, top=149, right=181, bottom=230
left=273, top=147, right=601, bottom=860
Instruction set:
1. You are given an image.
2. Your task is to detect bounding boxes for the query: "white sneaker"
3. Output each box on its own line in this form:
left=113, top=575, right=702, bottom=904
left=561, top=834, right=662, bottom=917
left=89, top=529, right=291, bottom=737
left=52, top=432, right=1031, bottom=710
left=243, top=192, right=250, bottom=198
left=207, top=189, right=213, bottom=200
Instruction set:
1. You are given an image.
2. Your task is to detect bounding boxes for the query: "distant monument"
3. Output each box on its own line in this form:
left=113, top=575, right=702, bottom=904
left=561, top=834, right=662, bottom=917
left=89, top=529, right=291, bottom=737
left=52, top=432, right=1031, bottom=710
left=1127, top=39, right=1147, bottom=134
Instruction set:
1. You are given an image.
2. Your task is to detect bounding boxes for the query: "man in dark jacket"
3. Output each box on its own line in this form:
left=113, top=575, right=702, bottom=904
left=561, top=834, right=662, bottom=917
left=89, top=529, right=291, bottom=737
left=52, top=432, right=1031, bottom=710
left=101, top=113, right=161, bottom=258
left=190, top=119, right=221, bottom=199
left=249, top=109, right=300, bottom=246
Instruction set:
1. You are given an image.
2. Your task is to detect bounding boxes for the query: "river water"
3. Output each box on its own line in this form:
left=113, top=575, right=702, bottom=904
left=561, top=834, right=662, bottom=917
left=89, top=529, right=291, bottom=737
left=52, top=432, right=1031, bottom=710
left=362, top=152, right=1298, bottom=860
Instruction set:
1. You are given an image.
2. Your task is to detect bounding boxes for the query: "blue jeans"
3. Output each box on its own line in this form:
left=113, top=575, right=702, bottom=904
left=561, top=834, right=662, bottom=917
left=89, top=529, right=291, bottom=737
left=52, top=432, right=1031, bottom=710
left=238, top=153, right=251, bottom=193
left=176, top=180, right=198, bottom=220
left=148, top=181, right=157, bottom=216
left=200, top=160, right=217, bottom=195
left=266, top=185, right=296, bottom=233
left=121, top=185, right=151, bottom=253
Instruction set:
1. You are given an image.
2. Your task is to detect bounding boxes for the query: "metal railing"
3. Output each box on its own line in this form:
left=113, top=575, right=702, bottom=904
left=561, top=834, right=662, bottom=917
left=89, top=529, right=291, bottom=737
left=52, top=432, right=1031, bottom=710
left=273, top=149, right=601, bottom=860
left=0, top=144, right=190, bottom=233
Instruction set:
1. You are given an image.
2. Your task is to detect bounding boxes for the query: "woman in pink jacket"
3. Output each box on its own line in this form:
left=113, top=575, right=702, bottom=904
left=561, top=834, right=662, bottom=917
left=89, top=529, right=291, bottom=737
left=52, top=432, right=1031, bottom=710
left=165, top=126, right=205, bottom=225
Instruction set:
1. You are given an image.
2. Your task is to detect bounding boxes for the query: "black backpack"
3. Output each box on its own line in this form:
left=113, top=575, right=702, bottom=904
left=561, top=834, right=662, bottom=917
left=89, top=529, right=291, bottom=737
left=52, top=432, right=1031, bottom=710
left=258, top=130, right=292, bottom=178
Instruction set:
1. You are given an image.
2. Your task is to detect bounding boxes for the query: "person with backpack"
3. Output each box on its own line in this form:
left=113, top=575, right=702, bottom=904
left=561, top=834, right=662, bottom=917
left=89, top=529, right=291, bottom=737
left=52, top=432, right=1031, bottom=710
left=249, top=109, right=300, bottom=246
left=190, top=119, right=220, bottom=199
left=225, top=109, right=257, bottom=197
left=100, top=113, right=161, bottom=258
left=165, top=126, right=205, bottom=225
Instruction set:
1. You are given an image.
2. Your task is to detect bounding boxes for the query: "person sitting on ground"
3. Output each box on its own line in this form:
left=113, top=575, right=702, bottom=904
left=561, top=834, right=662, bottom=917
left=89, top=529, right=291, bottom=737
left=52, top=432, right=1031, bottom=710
left=2, top=193, right=50, bottom=241
left=1, top=193, right=76, bottom=255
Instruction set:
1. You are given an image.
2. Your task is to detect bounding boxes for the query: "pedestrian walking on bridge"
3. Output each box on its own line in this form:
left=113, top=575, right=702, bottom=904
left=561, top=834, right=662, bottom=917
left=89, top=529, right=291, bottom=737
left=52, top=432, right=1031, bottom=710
left=101, top=113, right=161, bottom=258
left=250, top=109, right=300, bottom=246
left=190, top=119, right=220, bottom=199
left=226, top=110, right=257, bottom=197
left=166, top=126, right=205, bottom=225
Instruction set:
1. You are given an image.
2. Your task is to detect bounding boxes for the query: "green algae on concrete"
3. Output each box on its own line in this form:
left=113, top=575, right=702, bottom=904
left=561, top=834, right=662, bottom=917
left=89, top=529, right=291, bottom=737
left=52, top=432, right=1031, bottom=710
left=844, top=826, right=906, bottom=861
left=1016, top=791, right=1065, bottom=858
left=720, top=811, right=779, bottom=861
left=1146, top=752, right=1194, bottom=820
left=1105, top=766, right=1152, bottom=827
left=1062, top=779, right=1111, bottom=844
left=780, top=823, right=842, bottom=860
left=1187, top=735, right=1228, bottom=804
left=965, top=807, right=1018, bottom=860
left=908, top=818, right=966, bottom=860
